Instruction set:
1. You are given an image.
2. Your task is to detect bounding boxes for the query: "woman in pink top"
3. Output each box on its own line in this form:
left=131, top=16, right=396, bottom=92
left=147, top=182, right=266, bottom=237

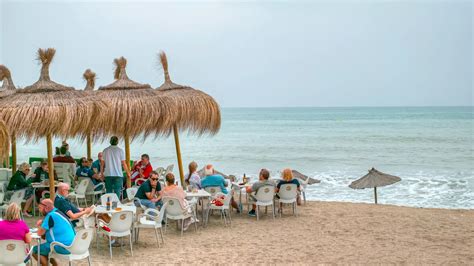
left=0, top=203, right=32, bottom=243
left=161, top=173, right=196, bottom=230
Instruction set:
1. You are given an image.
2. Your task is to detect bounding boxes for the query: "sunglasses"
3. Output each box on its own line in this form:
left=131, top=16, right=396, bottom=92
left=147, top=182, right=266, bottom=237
left=150, top=178, right=159, bottom=181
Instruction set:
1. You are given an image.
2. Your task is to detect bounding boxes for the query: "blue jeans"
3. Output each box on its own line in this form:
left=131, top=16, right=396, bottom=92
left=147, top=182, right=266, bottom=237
left=140, top=199, right=163, bottom=210
left=105, top=176, right=123, bottom=199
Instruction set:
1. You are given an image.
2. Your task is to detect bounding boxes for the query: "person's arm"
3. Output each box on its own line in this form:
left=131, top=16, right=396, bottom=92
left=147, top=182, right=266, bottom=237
left=122, top=160, right=131, bottom=178
left=24, top=232, right=32, bottom=244
left=100, top=159, right=105, bottom=177
left=142, top=164, right=152, bottom=179
left=66, top=209, right=89, bottom=220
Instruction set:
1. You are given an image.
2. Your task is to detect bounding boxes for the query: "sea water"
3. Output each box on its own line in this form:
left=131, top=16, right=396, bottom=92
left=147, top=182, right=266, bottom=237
left=17, top=107, right=473, bottom=209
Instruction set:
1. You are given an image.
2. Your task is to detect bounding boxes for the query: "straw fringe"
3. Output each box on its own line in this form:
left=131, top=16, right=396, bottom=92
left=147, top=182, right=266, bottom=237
left=0, top=65, right=16, bottom=98
left=83, top=69, right=96, bottom=91
left=0, top=120, right=9, bottom=164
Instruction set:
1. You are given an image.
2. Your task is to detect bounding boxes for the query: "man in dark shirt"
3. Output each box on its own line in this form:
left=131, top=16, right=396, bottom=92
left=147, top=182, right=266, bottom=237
left=135, top=171, right=162, bottom=209
left=54, top=182, right=92, bottom=226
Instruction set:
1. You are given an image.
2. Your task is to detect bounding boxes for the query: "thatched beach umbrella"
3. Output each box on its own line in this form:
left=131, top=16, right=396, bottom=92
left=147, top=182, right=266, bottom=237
left=0, top=48, right=104, bottom=198
left=292, top=170, right=321, bottom=185
left=349, top=167, right=401, bottom=204
left=95, top=57, right=174, bottom=188
left=156, top=52, right=221, bottom=186
left=0, top=120, right=9, bottom=167
left=0, top=65, right=17, bottom=170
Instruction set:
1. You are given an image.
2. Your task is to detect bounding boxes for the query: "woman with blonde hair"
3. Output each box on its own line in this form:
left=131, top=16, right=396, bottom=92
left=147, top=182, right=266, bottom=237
left=276, top=168, right=302, bottom=205
left=6, top=162, right=35, bottom=217
left=0, top=203, right=32, bottom=243
left=185, top=161, right=201, bottom=189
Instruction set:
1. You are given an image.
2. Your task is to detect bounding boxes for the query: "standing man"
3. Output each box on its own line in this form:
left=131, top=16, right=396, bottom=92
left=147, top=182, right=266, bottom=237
left=101, top=136, right=130, bottom=199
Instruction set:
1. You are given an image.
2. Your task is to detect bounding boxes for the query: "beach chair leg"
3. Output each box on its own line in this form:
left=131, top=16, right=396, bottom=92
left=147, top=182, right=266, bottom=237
left=256, top=206, right=259, bottom=221
left=108, top=235, right=113, bottom=259
left=87, top=255, right=92, bottom=266
left=272, top=204, right=275, bottom=220
left=154, top=228, right=160, bottom=247
left=160, top=228, right=165, bottom=244
left=129, top=234, right=133, bottom=256
left=164, top=218, right=168, bottom=233
left=180, top=219, right=184, bottom=236
left=194, top=216, right=198, bottom=232
left=228, top=209, right=232, bottom=223
left=303, top=191, right=306, bottom=205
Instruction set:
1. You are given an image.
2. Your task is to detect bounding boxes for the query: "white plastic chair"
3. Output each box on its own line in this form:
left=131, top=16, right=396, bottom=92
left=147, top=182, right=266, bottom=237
left=164, top=164, right=174, bottom=175
left=0, top=189, right=26, bottom=218
left=163, top=197, right=197, bottom=236
left=68, top=179, right=90, bottom=207
left=0, top=239, right=32, bottom=265
left=49, top=228, right=94, bottom=265
left=134, top=203, right=167, bottom=247
left=126, top=187, right=138, bottom=202
left=277, top=184, right=298, bottom=217
left=85, top=182, right=105, bottom=205
left=295, top=178, right=308, bottom=204
left=96, top=211, right=134, bottom=259
left=203, top=186, right=222, bottom=198
left=205, top=192, right=232, bottom=227
left=134, top=178, right=147, bottom=187
left=254, top=185, right=276, bottom=221
left=100, top=193, right=121, bottom=206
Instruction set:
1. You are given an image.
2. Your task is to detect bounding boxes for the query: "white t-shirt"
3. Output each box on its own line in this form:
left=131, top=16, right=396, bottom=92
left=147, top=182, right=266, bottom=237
left=103, top=145, right=125, bottom=177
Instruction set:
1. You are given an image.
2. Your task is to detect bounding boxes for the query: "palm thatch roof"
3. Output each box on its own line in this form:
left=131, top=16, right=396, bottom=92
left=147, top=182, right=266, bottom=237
left=0, top=65, right=16, bottom=98
left=155, top=52, right=221, bottom=135
left=83, top=69, right=96, bottom=91
left=0, top=119, right=9, bottom=164
left=349, top=168, right=401, bottom=189
left=93, top=57, right=174, bottom=139
left=292, top=170, right=321, bottom=185
left=0, top=48, right=106, bottom=140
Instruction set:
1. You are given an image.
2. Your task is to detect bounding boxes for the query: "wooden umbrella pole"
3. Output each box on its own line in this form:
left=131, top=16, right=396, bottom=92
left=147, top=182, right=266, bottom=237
left=47, top=134, right=55, bottom=199
left=11, top=134, right=16, bottom=172
left=173, top=125, right=185, bottom=188
left=374, top=187, right=378, bottom=204
left=125, top=135, right=131, bottom=188
left=86, top=133, right=92, bottom=160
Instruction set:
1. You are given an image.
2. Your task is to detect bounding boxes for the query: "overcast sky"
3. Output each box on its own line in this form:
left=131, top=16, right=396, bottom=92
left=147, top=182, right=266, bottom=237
left=0, top=0, right=472, bottom=107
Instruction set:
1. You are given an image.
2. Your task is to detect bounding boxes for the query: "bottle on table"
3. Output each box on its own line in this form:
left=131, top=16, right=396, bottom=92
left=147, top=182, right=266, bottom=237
left=106, top=196, right=111, bottom=210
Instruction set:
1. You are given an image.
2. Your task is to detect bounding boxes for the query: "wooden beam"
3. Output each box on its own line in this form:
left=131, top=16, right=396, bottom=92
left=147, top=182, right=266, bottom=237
left=173, top=125, right=185, bottom=187
left=86, top=133, right=92, bottom=160
left=11, top=134, right=16, bottom=172
left=374, top=187, right=378, bottom=204
left=47, top=134, right=55, bottom=199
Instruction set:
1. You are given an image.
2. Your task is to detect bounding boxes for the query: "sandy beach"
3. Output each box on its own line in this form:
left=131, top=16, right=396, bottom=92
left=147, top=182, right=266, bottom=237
left=24, top=201, right=473, bottom=265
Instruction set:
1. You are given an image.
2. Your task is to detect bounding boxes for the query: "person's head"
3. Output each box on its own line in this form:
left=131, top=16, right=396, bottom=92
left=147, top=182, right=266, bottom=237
left=59, top=146, right=68, bottom=156
left=38, top=199, right=54, bottom=216
left=18, top=162, right=31, bottom=175
left=110, top=136, right=119, bottom=146
left=281, top=168, right=293, bottom=181
left=204, top=164, right=214, bottom=176
left=141, top=154, right=150, bottom=165
left=57, top=182, right=70, bottom=197
left=165, top=172, right=175, bottom=186
left=98, top=152, right=103, bottom=160
left=5, top=203, right=21, bottom=221
left=188, top=161, right=198, bottom=174
left=259, top=168, right=270, bottom=181
left=40, top=160, right=48, bottom=171
left=80, top=157, right=88, bottom=167
left=149, top=171, right=159, bottom=185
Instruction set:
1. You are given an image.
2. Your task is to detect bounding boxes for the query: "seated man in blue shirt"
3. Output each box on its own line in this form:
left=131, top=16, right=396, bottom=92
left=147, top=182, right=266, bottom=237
left=135, top=171, right=162, bottom=209
left=201, top=164, right=240, bottom=213
left=76, top=157, right=102, bottom=190
left=54, top=182, right=93, bottom=227
left=33, top=199, right=76, bottom=266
